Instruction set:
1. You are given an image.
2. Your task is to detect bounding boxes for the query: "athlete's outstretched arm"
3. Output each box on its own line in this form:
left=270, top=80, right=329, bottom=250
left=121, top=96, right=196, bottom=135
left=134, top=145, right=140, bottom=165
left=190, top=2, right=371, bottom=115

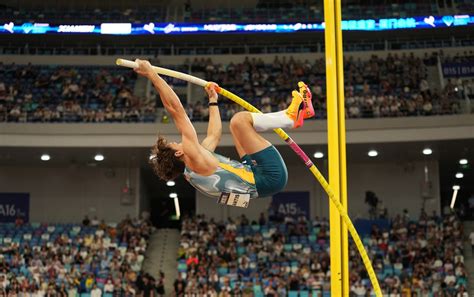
left=201, top=83, right=222, bottom=152
left=134, top=59, right=200, bottom=149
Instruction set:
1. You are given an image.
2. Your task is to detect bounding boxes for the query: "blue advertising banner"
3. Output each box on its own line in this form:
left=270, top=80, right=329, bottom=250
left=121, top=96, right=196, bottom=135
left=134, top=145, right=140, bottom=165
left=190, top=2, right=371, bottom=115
left=0, top=193, right=30, bottom=223
left=0, top=14, right=472, bottom=35
left=271, top=191, right=310, bottom=219
left=442, top=62, right=474, bottom=78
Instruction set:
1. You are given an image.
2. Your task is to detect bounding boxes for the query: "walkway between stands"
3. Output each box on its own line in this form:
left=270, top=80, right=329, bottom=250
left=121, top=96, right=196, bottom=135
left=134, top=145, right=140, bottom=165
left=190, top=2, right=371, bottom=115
left=142, top=228, right=180, bottom=294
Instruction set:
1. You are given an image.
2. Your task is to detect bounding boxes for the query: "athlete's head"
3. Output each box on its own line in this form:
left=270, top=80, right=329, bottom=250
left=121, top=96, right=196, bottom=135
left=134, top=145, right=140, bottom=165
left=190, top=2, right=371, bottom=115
left=149, top=136, right=185, bottom=181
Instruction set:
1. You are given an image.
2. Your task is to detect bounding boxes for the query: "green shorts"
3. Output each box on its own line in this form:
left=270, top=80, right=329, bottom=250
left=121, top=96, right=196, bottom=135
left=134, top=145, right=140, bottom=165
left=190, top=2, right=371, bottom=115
left=242, top=146, right=288, bottom=197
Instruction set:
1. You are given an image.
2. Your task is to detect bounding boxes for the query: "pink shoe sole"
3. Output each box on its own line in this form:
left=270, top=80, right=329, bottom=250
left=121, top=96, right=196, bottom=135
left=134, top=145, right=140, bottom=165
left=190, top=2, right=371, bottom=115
left=298, top=81, right=315, bottom=119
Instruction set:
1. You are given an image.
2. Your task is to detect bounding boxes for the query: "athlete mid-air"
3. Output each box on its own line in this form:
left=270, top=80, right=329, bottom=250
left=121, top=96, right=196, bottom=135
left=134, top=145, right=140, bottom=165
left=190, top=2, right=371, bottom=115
left=133, top=59, right=314, bottom=207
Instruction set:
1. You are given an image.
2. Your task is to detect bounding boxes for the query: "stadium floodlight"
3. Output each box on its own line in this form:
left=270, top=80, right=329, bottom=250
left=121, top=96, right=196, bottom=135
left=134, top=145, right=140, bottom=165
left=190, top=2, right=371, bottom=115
left=422, top=148, right=432, bottom=155
left=40, top=154, right=50, bottom=161
left=459, top=159, right=468, bottom=165
left=166, top=181, right=176, bottom=187
left=169, top=193, right=177, bottom=198
left=94, top=154, right=105, bottom=161
left=174, top=197, right=181, bottom=219
left=313, top=151, right=324, bottom=159
left=368, top=150, right=378, bottom=157
left=450, top=185, right=460, bottom=209
left=455, top=172, right=464, bottom=179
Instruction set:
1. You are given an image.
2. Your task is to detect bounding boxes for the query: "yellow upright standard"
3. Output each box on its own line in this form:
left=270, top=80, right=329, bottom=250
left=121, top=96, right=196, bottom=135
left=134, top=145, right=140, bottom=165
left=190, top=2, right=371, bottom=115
left=324, top=0, right=349, bottom=295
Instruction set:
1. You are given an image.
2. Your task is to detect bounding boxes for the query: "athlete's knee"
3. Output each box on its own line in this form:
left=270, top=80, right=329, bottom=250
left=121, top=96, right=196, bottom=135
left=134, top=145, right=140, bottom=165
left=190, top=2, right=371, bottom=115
left=230, top=112, right=252, bottom=131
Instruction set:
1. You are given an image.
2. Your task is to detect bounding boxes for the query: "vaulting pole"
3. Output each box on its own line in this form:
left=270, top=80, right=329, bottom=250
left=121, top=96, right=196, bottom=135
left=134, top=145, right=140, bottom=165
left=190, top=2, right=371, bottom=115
left=116, top=58, right=383, bottom=297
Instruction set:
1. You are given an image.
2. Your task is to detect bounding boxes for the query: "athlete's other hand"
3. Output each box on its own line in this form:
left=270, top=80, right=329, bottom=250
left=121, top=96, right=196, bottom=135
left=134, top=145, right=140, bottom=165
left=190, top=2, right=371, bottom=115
left=205, top=82, right=219, bottom=103
left=134, top=59, right=156, bottom=79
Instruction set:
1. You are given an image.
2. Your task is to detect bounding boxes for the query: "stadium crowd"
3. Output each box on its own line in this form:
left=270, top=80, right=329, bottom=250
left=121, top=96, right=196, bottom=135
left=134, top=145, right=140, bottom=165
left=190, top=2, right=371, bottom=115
left=1, top=51, right=472, bottom=124
left=0, top=7, right=167, bottom=24
left=0, top=215, right=155, bottom=296
left=0, top=0, right=455, bottom=24
left=183, top=0, right=442, bottom=23
left=0, top=63, right=157, bottom=123
left=188, top=51, right=471, bottom=121
left=176, top=211, right=468, bottom=296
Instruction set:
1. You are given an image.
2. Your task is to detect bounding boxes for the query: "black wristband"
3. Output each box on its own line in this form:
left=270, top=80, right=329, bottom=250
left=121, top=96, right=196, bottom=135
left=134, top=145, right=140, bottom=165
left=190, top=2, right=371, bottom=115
left=208, top=102, right=218, bottom=106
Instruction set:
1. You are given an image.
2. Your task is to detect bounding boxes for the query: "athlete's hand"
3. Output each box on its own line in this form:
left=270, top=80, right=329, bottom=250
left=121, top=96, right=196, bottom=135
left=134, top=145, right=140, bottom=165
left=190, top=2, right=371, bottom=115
left=134, top=59, right=156, bottom=79
left=205, top=82, right=219, bottom=103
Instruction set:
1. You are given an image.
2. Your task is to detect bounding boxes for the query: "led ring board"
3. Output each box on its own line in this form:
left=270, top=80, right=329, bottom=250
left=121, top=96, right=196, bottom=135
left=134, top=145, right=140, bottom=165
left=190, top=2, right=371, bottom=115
left=1, top=15, right=472, bottom=35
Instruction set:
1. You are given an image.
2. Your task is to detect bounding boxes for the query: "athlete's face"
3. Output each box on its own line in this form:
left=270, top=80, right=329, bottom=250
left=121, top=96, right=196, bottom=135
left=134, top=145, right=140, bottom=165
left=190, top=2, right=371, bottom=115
left=168, top=142, right=184, bottom=158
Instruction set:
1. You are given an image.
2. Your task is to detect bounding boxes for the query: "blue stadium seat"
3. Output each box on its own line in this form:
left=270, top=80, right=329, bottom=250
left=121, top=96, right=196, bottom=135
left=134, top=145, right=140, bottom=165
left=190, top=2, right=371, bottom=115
left=253, top=285, right=262, bottom=293
left=300, top=291, right=310, bottom=297
left=237, top=246, right=245, bottom=255
left=217, top=267, right=228, bottom=276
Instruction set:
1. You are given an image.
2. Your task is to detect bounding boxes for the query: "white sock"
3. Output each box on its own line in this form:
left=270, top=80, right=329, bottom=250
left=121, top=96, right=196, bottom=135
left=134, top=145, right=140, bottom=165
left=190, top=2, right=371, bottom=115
left=251, top=111, right=293, bottom=132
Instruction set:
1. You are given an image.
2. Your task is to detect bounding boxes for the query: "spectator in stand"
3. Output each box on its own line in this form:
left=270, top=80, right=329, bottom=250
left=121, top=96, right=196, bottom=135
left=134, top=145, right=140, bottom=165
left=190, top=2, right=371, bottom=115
left=174, top=273, right=186, bottom=296
left=139, top=274, right=155, bottom=297
left=155, top=271, right=165, bottom=296
left=14, top=215, right=24, bottom=227
left=82, top=215, right=90, bottom=226
left=91, top=216, right=100, bottom=226
left=90, top=284, right=102, bottom=297
left=103, top=279, right=114, bottom=293
left=469, top=230, right=474, bottom=253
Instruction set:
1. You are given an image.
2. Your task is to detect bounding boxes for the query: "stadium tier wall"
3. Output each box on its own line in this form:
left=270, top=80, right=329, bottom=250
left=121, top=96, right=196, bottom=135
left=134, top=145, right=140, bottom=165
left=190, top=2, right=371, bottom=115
left=0, top=166, right=140, bottom=222
left=196, top=159, right=440, bottom=221
left=2, top=115, right=472, bottom=148
left=2, top=115, right=472, bottom=221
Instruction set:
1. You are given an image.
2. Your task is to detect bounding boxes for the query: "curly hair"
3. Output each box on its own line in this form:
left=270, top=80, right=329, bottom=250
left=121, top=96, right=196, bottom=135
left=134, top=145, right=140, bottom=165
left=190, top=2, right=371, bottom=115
left=149, top=136, right=185, bottom=181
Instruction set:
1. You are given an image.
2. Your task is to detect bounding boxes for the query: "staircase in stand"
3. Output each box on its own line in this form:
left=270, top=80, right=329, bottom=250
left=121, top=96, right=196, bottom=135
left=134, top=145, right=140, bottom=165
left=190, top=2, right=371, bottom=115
left=142, top=228, right=180, bottom=295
